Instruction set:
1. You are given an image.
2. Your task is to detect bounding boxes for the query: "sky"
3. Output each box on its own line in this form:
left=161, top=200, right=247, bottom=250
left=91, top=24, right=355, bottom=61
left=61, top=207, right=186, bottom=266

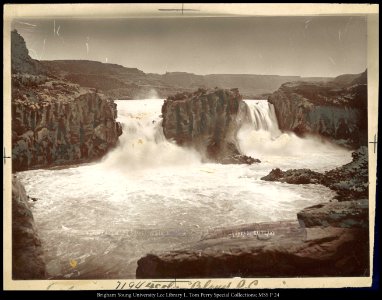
left=12, top=16, right=367, bottom=77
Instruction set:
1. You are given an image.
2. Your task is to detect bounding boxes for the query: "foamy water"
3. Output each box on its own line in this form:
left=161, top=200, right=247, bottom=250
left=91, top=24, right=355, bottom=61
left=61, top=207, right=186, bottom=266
left=17, top=99, right=352, bottom=279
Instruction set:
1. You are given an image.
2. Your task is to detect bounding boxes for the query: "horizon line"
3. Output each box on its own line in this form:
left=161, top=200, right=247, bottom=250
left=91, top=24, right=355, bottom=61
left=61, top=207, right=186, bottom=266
left=38, top=58, right=368, bottom=79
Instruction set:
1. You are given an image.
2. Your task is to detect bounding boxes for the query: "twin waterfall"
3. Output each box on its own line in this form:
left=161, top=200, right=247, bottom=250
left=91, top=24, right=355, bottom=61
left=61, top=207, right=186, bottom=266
left=17, top=99, right=351, bottom=279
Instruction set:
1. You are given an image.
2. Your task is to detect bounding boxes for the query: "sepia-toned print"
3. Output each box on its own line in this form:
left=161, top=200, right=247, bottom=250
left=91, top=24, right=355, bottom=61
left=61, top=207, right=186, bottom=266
left=3, top=4, right=378, bottom=290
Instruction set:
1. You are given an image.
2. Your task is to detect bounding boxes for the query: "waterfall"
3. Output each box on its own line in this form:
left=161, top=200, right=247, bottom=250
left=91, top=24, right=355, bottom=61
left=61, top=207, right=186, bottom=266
left=100, top=99, right=202, bottom=171
left=238, top=99, right=343, bottom=157
left=245, top=100, right=281, bottom=138
left=16, top=98, right=351, bottom=279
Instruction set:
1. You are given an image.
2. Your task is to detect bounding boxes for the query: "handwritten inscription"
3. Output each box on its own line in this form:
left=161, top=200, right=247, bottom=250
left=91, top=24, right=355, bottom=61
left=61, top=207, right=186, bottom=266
left=115, top=279, right=259, bottom=290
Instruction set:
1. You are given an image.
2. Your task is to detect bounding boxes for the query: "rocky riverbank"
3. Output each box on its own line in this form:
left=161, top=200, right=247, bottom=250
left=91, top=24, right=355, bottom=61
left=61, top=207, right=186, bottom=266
left=261, top=146, right=368, bottom=202
left=268, top=70, right=368, bottom=148
left=137, top=200, right=369, bottom=278
left=137, top=217, right=369, bottom=278
left=162, top=88, right=258, bottom=164
left=136, top=147, right=369, bottom=278
left=12, top=176, right=47, bottom=279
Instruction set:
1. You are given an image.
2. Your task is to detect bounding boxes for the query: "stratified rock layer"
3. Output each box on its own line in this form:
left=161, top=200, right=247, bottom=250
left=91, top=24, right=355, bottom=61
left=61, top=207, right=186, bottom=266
left=268, top=71, right=367, bottom=148
left=12, top=176, right=46, bottom=279
left=162, top=88, right=257, bottom=164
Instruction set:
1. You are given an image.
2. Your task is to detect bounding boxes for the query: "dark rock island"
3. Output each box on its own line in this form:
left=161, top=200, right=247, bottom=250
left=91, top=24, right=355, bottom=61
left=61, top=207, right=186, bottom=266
left=162, top=88, right=258, bottom=164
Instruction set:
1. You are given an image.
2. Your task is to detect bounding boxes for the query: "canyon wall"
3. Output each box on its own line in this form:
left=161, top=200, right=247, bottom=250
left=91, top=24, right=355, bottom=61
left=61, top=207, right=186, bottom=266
left=41, top=61, right=331, bottom=100
left=162, top=88, right=257, bottom=164
left=268, top=71, right=368, bottom=148
left=12, top=176, right=46, bottom=279
left=11, top=31, right=122, bottom=172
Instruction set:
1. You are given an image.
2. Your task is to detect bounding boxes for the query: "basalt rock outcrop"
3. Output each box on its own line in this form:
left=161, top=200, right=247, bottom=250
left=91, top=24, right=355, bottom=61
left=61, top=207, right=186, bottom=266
left=323, top=146, right=368, bottom=201
left=161, top=88, right=258, bottom=164
left=261, top=168, right=324, bottom=185
left=268, top=70, right=368, bottom=148
left=261, top=146, right=368, bottom=202
left=11, top=30, right=122, bottom=171
left=136, top=220, right=368, bottom=278
left=12, top=176, right=47, bottom=279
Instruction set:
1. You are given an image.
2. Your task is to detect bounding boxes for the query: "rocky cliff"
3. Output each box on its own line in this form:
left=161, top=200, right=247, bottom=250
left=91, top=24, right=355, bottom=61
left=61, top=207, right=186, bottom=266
left=12, top=176, right=47, bottom=279
left=11, top=31, right=122, bottom=172
left=11, top=30, right=47, bottom=75
left=268, top=71, right=368, bottom=148
left=162, top=88, right=257, bottom=164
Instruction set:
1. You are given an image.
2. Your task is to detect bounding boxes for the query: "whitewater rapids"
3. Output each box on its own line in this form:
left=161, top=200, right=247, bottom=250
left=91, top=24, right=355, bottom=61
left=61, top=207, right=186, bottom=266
left=17, top=99, right=352, bottom=279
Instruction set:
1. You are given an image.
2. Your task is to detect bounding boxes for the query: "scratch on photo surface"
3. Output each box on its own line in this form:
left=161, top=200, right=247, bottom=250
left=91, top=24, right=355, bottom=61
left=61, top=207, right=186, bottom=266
left=46, top=282, right=56, bottom=290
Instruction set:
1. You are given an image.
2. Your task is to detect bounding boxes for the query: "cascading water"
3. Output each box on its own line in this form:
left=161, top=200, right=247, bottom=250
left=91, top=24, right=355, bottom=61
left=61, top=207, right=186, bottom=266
left=245, top=100, right=281, bottom=138
left=16, top=99, right=352, bottom=279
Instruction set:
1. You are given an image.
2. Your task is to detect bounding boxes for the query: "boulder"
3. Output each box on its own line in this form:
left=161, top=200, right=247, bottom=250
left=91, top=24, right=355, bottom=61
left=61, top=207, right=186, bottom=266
left=297, top=199, right=369, bottom=229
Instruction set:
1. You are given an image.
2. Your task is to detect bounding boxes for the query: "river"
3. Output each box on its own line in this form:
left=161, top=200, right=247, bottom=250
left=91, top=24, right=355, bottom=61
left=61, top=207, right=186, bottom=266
left=17, top=99, right=352, bottom=279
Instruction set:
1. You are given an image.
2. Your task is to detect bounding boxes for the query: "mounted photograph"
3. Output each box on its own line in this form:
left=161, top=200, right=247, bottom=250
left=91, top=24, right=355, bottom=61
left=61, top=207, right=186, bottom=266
left=3, top=3, right=378, bottom=290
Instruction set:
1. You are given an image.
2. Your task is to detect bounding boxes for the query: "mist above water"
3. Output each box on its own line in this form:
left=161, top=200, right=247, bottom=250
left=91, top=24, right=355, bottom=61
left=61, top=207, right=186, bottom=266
left=238, top=100, right=348, bottom=171
left=101, top=99, right=202, bottom=173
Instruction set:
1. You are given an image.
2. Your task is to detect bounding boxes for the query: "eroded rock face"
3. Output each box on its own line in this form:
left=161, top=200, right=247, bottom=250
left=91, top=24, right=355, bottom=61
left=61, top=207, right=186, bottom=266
left=162, top=88, right=257, bottom=164
left=12, top=77, right=122, bottom=171
left=136, top=221, right=368, bottom=278
left=12, top=176, right=46, bottom=279
left=261, top=147, right=368, bottom=202
left=11, top=31, right=122, bottom=172
left=268, top=71, right=368, bottom=148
